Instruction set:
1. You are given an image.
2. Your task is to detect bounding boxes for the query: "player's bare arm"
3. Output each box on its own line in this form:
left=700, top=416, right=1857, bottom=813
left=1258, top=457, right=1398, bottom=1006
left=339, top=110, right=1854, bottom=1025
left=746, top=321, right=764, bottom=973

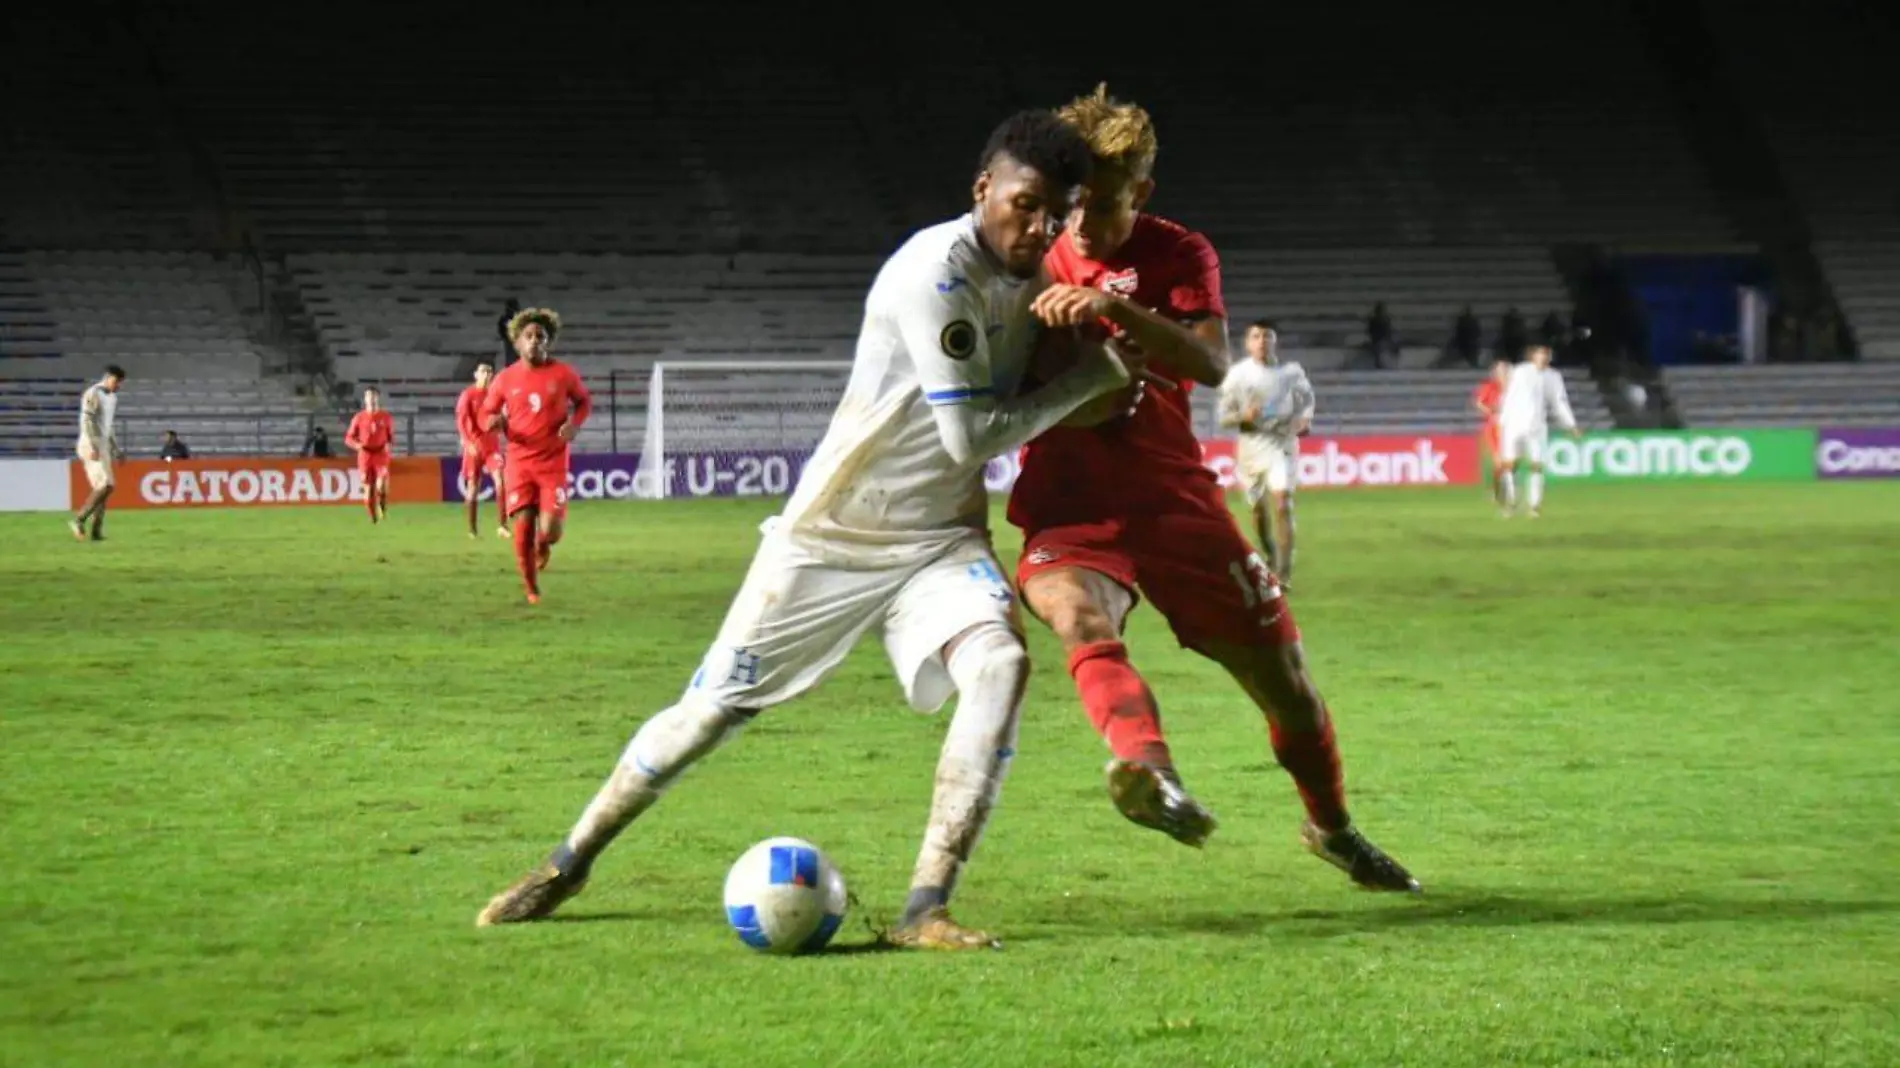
left=1031, top=285, right=1230, bottom=386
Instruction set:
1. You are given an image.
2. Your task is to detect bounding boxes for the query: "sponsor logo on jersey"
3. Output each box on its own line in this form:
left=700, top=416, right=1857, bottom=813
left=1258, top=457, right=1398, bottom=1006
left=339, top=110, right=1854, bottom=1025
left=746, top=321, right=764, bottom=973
left=936, top=276, right=969, bottom=294
left=1101, top=269, right=1139, bottom=295
left=1025, top=547, right=1060, bottom=565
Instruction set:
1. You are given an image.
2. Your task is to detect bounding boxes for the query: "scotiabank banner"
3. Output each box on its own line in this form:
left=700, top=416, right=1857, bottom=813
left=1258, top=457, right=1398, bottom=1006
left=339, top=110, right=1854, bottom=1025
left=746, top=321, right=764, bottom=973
left=1816, top=428, right=1900, bottom=480
left=1201, top=434, right=1480, bottom=490
left=79, top=458, right=443, bottom=509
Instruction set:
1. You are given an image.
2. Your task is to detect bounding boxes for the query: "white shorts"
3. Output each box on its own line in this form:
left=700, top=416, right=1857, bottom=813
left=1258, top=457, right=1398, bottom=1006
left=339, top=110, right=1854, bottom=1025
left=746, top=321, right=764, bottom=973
left=686, top=529, right=1022, bottom=714
left=1498, top=426, right=1547, bottom=466
left=77, top=449, right=113, bottom=490
left=1240, top=442, right=1298, bottom=504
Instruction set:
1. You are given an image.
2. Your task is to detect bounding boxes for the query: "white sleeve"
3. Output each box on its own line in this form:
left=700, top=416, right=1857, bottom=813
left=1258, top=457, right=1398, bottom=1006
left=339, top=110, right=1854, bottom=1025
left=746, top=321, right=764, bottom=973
left=1546, top=371, right=1577, bottom=431
left=1216, top=367, right=1249, bottom=429
left=1290, top=364, right=1317, bottom=421
left=895, top=273, right=1127, bottom=465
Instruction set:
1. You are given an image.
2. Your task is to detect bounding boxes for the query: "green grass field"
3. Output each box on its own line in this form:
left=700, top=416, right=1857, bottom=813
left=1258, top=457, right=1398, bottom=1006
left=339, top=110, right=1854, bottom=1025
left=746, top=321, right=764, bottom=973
left=3, top=483, right=1897, bottom=1067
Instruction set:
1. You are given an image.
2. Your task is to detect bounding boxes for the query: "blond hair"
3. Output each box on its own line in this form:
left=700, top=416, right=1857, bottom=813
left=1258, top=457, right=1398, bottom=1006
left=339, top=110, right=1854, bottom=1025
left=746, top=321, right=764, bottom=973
left=507, top=306, right=562, bottom=341
left=1056, top=83, right=1158, bottom=183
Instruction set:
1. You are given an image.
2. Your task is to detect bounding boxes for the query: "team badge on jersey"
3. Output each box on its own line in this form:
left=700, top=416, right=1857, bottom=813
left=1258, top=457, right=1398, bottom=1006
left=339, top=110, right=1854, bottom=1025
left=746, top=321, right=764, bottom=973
left=1102, top=269, right=1140, bottom=296
left=940, top=320, right=978, bottom=361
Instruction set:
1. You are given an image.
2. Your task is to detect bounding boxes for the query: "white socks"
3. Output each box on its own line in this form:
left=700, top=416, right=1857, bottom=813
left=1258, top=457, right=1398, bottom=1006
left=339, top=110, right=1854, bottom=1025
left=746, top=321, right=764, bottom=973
left=561, top=698, right=752, bottom=869
left=905, top=625, right=1027, bottom=921
left=1528, top=470, right=1545, bottom=511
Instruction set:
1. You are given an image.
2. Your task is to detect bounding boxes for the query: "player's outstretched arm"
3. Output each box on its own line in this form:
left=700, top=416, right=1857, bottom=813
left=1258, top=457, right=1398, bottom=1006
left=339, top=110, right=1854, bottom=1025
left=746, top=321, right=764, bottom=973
left=1548, top=373, right=1580, bottom=433
left=930, top=344, right=1129, bottom=465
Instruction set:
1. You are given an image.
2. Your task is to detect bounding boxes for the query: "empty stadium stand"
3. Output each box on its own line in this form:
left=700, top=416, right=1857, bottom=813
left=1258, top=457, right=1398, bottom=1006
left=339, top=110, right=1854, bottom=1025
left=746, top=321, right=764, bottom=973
left=0, top=377, right=313, bottom=458
left=1664, top=364, right=1900, bottom=429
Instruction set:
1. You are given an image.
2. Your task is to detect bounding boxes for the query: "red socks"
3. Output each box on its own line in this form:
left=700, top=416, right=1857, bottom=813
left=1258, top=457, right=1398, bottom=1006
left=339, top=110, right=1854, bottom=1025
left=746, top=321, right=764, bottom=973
left=512, top=516, right=539, bottom=597
left=365, top=492, right=378, bottom=521
left=1270, top=715, right=1348, bottom=832
left=1068, top=641, right=1171, bottom=768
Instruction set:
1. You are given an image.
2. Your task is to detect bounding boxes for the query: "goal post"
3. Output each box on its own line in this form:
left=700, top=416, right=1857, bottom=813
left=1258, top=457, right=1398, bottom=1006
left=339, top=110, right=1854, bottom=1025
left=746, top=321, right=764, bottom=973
left=633, top=360, right=854, bottom=500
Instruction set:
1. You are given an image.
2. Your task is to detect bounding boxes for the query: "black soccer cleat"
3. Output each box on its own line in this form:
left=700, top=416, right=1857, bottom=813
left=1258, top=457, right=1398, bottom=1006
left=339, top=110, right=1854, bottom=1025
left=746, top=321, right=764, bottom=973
left=1301, top=821, right=1421, bottom=892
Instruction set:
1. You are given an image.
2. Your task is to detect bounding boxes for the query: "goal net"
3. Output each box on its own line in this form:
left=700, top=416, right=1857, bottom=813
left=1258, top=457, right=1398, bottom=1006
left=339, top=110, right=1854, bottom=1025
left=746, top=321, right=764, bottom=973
left=632, top=360, right=854, bottom=500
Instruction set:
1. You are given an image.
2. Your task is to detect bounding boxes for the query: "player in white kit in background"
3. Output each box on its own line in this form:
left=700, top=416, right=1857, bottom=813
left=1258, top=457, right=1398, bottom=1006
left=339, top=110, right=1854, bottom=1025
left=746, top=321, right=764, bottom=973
left=1496, top=344, right=1580, bottom=518
left=477, top=112, right=1139, bottom=949
left=1218, top=321, right=1314, bottom=582
left=70, top=364, right=126, bottom=542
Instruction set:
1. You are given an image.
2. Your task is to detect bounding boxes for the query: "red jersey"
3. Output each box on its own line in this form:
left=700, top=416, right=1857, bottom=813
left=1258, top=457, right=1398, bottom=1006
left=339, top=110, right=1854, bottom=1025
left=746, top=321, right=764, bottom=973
left=1473, top=379, right=1504, bottom=427
left=345, top=410, right=394, bottom=455
left=1009, top=214, right=1227, bottom=528
left=456, top=385, right=500, bottom=452
left=480, top=359, right=592, bottom=467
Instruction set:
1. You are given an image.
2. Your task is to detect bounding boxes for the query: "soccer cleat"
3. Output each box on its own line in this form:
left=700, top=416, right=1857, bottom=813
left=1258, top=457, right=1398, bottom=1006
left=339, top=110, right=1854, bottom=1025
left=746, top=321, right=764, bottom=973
left=525, top=591, right=541, bottom=606
left=68, top=518, right=87, bottom=541
left=1105, top=759, right=1218, bottom=848
left=496, top=526, right=511, bottom=539
left=887, top=907, right=1002, bottom=951
left=1300, top=821, right=1421, bottom=892
left=476, top=863, right=587, bottom=926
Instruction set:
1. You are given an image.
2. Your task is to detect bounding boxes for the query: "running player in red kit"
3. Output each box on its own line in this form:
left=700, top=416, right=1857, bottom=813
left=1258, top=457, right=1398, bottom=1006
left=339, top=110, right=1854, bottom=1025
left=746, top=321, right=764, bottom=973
left=1013, top=86, right=1417, bottom=891
left=1472, top=357, right=1510, bottom=511
left=456, top=360, right=509, bottom=539
left=344, top=386, right=395, bottom=523
left=480, top=308, right=592, bottom=604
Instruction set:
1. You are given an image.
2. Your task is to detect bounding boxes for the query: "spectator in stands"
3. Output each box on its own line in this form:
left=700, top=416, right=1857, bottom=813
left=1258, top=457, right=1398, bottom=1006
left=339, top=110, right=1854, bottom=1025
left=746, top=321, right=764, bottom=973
left=302, top=425, right=333, bottom=458
left=1539, top=310, right=1566, bottom=350
left=1365, top=302, right=1397, bottom=368
left=497, top=298, right=522, bottom=367
left=1498, top=306, right=1528, bottom=362
left=1447, top=305, right=1483, bottom=367
left=159, top=430, right=191, bottom=462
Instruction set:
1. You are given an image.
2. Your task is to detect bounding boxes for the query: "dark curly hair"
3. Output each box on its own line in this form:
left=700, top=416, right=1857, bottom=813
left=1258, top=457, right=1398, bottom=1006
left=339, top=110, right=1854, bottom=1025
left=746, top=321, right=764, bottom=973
left=976, top=109, right=1093, bottom=190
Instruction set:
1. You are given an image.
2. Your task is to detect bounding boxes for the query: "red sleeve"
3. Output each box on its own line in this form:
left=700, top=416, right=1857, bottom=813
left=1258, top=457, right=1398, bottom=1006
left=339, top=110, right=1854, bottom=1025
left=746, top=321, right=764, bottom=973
left=478, top=378, right=505, bottom=425
left=1169, top=232, right=1225, bottom=321
left=343, top=412, right=363, bottom=448
left=565, top=366, right=593, bottom=427
left=455, top=391, right=477, bottom=443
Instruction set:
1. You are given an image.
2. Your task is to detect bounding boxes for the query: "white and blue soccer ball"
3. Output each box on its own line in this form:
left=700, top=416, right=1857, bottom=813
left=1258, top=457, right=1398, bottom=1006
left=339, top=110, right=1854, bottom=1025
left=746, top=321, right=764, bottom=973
left=722, top=836, right=848, bottom=955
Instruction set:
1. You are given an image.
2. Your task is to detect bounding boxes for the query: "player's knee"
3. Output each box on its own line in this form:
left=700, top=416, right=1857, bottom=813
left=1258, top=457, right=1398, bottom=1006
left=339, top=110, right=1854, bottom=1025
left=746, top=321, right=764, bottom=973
left=1027, top=580, right=1116, bottom=646
left=946, top=623, right=1029, bottom=705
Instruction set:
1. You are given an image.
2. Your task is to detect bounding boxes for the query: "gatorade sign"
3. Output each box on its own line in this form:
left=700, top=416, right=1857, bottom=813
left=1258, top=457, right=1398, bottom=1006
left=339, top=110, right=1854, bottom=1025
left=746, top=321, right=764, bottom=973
left=1545, top=430, right=1815, bottom=481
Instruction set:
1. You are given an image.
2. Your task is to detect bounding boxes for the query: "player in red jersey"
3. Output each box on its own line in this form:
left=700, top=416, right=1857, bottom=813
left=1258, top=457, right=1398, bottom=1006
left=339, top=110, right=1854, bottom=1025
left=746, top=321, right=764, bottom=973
left=343, top=386, right=395, bottom=523
left=456, top=360, right=509, bottom=539
left=1012, top=86, right=1418, bottom=891
left=479, top=308, right=592, bottom=604
left=1472, top=357, right=1510, bottom=511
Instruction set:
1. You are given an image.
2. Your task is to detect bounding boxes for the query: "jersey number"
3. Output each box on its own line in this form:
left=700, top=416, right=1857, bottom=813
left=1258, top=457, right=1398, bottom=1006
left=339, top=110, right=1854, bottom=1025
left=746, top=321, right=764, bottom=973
left=527, top=392, right=543, bottom=413
left=1227, top=552, right=1280, bottom=608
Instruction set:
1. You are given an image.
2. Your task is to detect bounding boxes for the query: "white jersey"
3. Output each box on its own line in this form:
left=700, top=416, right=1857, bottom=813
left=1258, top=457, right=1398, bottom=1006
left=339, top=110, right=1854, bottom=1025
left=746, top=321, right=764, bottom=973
left=1499, top=362, right=1576, bottom=436
left=1220, top=359, right=1314, bottom=460
left=777, top=213, right=1043, bottom=563
left=77, top=382, right=117, bottom=453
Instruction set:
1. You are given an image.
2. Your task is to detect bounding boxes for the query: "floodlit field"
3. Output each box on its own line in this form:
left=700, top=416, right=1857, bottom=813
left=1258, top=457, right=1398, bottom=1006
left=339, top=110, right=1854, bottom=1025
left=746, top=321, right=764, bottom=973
left=3, top=483, right=1897, bottom=1067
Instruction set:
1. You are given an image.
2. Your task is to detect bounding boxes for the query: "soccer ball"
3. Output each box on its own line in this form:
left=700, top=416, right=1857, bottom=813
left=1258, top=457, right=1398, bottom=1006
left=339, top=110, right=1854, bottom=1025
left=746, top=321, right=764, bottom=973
left=722, top=836, right=848, bottom=955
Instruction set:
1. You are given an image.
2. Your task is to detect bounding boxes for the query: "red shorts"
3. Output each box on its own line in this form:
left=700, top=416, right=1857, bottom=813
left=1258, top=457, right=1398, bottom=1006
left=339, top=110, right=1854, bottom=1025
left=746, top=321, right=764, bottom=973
left=504, top=460, right=569, bottom=519
left=1482, top=424, right=1501, bottom=460
left=1016, top=504, right=1300, bottom=650
left=357, top=451, right=390, bottom=478
left=461, top=446, right=503, bottom=484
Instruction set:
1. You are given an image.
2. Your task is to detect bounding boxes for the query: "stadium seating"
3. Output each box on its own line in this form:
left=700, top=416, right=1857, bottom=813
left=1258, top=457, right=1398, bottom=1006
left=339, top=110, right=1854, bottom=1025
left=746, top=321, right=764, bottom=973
left=0, top=252, right=266, bottom=379
left=1665, top=364, right=1900, bottom=429
left=1300, top=368, right=1610, bottom=437
left=1711, top=4, right=1899, bottom=360
left=0, top=377, right=311, bottom=458
left=1222, top=248, right=1570, bottom=355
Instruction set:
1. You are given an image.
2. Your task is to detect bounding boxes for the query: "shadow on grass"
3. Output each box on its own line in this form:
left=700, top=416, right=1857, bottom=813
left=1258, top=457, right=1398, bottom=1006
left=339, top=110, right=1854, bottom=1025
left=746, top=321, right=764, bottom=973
left=1164, top=892, right=1900, bottom=938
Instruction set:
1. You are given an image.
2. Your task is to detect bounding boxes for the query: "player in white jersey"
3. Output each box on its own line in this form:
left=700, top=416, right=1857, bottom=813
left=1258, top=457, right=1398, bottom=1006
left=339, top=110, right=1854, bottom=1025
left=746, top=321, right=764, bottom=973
left=70, top=365, right=126, bottom=542
left=1497, top=345, right=1580, bottom=517
left=478, top=112, right=1135, bottom=949
left=1218, top=321, right=1313, bottom=581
